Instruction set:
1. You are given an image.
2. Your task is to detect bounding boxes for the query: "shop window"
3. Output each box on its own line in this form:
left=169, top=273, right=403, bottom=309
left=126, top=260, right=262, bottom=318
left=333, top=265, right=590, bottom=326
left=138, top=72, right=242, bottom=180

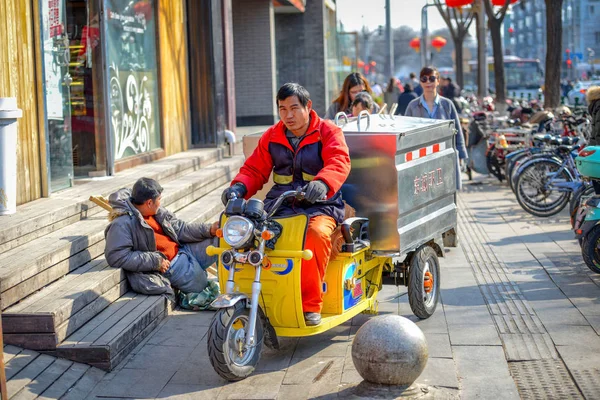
left=103, top=0, right=161, bottom=161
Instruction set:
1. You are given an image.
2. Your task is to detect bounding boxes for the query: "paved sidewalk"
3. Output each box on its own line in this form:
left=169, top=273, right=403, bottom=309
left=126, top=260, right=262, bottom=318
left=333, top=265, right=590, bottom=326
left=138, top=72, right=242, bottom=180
left=7, top=173, right=600, bottom=399
left=81, top=175, right=513, bottom=399
left=85, top=174, right=600, bottom=399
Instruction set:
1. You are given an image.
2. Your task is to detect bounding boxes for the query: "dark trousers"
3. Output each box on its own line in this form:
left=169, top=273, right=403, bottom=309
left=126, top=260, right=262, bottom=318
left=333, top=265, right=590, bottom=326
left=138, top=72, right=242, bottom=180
left=164, top=237, right=218, bottom=294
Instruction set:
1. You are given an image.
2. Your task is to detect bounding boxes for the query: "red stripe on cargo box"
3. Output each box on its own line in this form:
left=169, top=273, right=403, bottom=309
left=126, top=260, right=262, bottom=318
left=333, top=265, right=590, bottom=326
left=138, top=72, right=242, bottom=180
left=405, top=142, right=447, bottom=162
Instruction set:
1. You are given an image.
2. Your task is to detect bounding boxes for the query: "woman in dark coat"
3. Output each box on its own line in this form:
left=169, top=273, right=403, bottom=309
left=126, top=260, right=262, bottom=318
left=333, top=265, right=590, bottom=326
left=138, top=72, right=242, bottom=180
left=395, top=83, right=418, bottom=116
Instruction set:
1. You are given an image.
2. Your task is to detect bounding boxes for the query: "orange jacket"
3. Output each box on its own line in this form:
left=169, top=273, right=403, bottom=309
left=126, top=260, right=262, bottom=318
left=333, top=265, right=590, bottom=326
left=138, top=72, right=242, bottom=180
left=233, top=110, right=351, bottom=200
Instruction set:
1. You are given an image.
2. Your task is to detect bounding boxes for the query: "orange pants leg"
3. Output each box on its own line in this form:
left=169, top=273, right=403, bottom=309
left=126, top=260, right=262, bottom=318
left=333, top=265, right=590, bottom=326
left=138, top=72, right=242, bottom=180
left=301, top=215, right=337, bottom=313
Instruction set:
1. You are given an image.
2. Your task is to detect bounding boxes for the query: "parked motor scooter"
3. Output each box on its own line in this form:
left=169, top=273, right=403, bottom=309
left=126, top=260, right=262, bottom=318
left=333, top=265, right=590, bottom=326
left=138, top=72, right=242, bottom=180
left=573, top=146, right=600, bottom=272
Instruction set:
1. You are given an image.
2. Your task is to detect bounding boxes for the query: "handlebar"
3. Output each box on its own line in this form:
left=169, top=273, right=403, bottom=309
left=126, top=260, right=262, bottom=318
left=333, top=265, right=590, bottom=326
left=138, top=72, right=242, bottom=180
left=266, top=189, right=305, bottom=219
left=206, top=245, right=314, bottom=261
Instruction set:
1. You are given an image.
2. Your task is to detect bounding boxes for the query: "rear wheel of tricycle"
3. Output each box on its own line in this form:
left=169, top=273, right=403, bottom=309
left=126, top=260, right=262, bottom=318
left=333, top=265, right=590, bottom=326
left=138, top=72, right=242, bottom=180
left=408, top=246, right=440, bottom=319
left=207, top=301, right=263, bottom=381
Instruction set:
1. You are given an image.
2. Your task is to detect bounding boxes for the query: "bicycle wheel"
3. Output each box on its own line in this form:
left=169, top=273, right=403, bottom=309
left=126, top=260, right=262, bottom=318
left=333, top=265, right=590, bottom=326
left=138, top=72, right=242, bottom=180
left=486, top=145, right=504, bottom=182
left=507, top=151, right=531, bottom=194
left=515, top=158, right=572, bottom=217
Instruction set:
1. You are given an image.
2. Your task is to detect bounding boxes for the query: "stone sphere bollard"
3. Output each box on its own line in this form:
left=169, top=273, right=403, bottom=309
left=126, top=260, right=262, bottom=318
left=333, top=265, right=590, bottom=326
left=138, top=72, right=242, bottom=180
left=351, top=315, right=428, bottom=385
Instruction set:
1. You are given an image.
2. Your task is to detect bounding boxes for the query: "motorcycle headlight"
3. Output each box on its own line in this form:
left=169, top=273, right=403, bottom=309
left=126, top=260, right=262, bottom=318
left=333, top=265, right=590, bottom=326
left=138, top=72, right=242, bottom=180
left=223, top=216, right=254, bottom=248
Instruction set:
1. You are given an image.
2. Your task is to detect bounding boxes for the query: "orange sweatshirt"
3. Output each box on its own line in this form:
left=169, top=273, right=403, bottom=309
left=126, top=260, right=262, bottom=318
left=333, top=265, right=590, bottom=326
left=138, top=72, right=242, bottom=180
left=144, top=215, right=179, bottom=261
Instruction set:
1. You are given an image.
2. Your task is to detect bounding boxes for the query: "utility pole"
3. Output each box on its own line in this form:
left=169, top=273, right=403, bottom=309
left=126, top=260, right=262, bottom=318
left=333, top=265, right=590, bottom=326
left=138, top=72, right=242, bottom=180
left=476, top=0, right=488, bottom=97
left=385, top=0, right=394, bottom=78
left=420, top=2, right=438, bottom=68
left=421, top=4, right=429, bottom=67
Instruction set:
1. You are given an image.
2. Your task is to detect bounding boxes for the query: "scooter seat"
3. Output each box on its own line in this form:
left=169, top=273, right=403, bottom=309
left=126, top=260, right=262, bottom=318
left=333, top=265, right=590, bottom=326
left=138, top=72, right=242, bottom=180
left=558, top=137, right=580, bottom=145
left=532, top=133, right=554, bottom=143
left=557, top=144, right=581, bottom=153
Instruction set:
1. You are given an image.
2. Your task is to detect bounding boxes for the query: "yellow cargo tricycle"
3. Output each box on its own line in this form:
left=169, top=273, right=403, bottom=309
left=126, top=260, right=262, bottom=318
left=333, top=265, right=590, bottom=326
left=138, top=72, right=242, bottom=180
left=206, top=114, right=459, bottom=381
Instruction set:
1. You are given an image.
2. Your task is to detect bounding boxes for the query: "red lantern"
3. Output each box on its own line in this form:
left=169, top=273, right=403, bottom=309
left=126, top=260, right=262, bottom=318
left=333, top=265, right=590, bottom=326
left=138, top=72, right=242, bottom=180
left=491, top=0, right=517, bottom=6
left=409, top=37, right=421, bottom=53
left=357, top=60, right=365, bottom=68
left=446, top=0, right=473, bottom=7
left=431, top=36, right=447, bottom=53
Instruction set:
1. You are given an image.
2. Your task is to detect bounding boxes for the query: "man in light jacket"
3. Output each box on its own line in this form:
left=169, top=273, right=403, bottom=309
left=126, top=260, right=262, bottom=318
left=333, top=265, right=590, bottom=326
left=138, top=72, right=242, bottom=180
left=104, top=177, right=218, bottom=298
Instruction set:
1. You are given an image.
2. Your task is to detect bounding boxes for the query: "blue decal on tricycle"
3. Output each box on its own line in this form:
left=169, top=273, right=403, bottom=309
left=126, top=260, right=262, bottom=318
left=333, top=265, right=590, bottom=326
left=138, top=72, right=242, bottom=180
left=343, top=262, right=362, bottom=310
left=272, top=259, right=294, bottom=275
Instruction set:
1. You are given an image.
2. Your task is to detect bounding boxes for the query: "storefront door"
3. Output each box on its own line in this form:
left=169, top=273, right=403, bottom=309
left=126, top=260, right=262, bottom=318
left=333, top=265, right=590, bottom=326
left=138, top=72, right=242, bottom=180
left=66, top=0, right=109, bottom=179
left=42, top=0, right=74, bottom=191
left=42, top=0, right=161, bottom=184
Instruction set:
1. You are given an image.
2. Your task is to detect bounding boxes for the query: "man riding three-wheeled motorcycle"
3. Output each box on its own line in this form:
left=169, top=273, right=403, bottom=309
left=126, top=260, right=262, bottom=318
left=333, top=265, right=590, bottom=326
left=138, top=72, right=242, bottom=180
left=206, top=83, right=459, bottom=381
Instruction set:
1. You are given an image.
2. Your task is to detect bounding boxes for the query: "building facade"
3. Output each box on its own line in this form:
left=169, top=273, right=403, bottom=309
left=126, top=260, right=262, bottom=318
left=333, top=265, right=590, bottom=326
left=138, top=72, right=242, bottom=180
left=232, top=0, right=340, bottom=125
left=507, top=0, right=600, bottom=79
left=1, top=0, right=236, bottom=205
left=1, top=0, right=339, bottom=206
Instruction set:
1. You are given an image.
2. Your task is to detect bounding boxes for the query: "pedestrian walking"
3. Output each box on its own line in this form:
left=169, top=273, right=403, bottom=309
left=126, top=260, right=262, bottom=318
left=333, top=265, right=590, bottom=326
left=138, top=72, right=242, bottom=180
left=384, top=77, right=402, bottom=110
left=351, top=92, right=375, bottom=117
left=324, top=72, right=380, bottom=120
left=395, top=83, right=418, bottom=116
left=404, top=66, right=467, bottom=189
left=409, top=72, right=423, bottom=96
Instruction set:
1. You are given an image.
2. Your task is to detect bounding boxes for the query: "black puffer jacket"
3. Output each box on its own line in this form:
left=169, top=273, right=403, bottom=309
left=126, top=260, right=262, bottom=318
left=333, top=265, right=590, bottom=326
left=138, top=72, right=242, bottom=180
left=587, top=86, right=600, bottom=145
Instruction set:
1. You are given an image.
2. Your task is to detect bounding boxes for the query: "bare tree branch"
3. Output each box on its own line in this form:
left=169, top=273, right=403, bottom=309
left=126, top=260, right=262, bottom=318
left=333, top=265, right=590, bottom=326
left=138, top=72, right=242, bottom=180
left=464, top=13, right=475, bottom=31
left=433, top=1, right=475, bottom=87
left=434, top=0, right=456, bottom=40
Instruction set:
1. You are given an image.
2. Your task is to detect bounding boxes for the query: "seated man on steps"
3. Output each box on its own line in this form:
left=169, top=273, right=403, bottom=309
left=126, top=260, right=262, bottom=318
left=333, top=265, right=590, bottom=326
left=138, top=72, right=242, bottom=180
left=105, top=177, right=219, bottom=299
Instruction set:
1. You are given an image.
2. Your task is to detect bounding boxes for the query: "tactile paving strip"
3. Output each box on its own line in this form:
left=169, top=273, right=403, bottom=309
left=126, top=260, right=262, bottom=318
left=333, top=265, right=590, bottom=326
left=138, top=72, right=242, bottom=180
left=571, top=369, right=600, bottom=400
left=500, top=333, right=558, bottom=362
left=457, top=200, right=555, bottom=347
left=509, top=360, right=583, bottom=399
left=457, top=193, right=590, bottom=396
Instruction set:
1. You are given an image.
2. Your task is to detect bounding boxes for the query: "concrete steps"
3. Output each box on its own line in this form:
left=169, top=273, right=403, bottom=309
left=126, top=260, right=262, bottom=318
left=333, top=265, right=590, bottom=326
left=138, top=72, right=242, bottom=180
left=0, top=147, right=228, bottom=254
left=0, top=155, right=243, bottom=310
left=3, top=345, right=106, bottom=399
left=0, top=147, right=243, bottom=371
left=3, top=259, right=127, bottom=350
left=56, top=292, right=171, bottom=371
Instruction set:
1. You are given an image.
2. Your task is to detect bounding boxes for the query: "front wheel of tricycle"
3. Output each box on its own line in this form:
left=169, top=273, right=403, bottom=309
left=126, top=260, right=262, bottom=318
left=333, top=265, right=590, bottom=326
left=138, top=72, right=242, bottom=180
left=207, top=301, right=264, bottom=381
left=408, top=246, right=440, bottom=319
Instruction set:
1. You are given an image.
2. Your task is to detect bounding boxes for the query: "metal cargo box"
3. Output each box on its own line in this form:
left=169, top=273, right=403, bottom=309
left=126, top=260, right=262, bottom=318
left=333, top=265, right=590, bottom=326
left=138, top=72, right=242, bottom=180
left=242, top=114, right=458, bottom=255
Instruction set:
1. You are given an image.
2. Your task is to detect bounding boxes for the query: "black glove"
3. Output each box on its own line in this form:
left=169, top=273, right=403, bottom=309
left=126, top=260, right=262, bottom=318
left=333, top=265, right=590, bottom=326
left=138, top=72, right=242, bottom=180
left=302, top=180, right=328, bottom=203
left=221, top=183, right=247, bottom=206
